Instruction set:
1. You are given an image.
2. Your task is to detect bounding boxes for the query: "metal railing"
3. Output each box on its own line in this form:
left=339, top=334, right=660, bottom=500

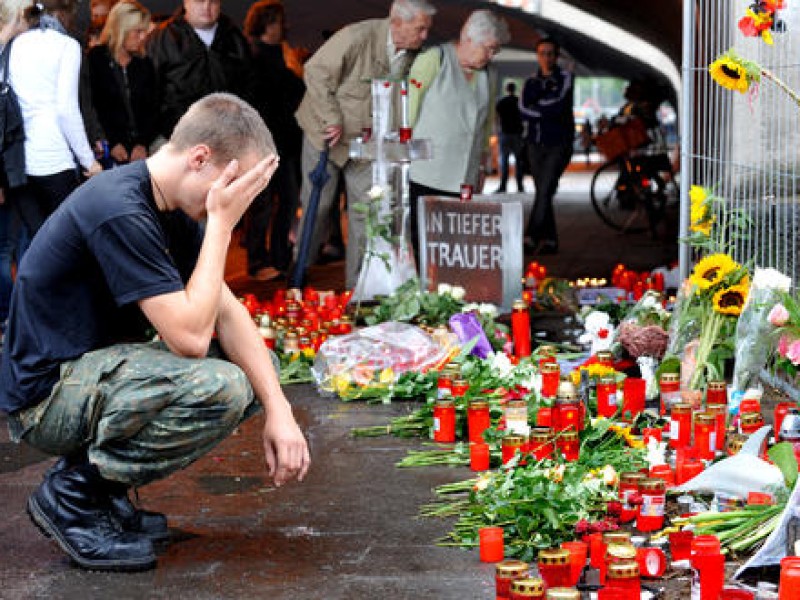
left=680, top=1, right=800, bottom=283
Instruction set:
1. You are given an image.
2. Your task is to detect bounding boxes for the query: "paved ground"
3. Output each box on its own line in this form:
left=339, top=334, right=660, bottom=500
left=0, top=168, right=679, bottom=599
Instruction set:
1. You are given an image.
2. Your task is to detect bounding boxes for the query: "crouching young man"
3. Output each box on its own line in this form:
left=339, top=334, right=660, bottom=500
left=0, top=93, right=310, bottom=571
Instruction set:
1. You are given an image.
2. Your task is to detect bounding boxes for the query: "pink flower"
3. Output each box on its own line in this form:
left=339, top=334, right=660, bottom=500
left=768, top=303, right=790, bottom=327
left=779, top=335, right=791, bottom=357
left=787, top=340, right=800, bottom=366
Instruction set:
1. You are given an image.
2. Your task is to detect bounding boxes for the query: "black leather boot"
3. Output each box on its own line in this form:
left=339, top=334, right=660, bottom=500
left=28, top=463, right=157, bottom=571
left=47, top=457, right=169, bottom=542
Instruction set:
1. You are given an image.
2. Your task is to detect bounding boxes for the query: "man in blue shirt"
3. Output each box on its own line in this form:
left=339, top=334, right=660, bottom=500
left=519, top=38, right=575, bottom=255
left=0, top=93, right=310, bottom=571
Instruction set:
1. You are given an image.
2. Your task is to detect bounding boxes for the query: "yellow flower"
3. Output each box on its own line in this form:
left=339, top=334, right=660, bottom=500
left=379, top=368, right=395, bottom=384
left=689, top=254, right=740, bottom=290
left=689, top=185, right=715, bottom=236
left=713, top=284, right=749, bottom=316
left=689, top=185, right=709, bottom=205
left=708, top=51, right=760, bottom=94
left=570, top=364, right=617, bottom=385
left=332, top=373, right=351, bottom=395
left=690, top=220, right=714, bottom=236
left=302, top=348, right=316, bottom=359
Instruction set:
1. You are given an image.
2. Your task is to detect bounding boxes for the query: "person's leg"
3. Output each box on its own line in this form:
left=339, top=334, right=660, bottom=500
left=244, top=187, right=273, bottom=277
left=32, top=169, right=80, bottom=217
left=293, top=136, right=340, bottom=274
left=496, top=133, right=510, bottom=191
left=511, top=134, right=525, bottom=192
left=526, top=144, right=546, bottom=243
left=268, top=155, right=300, bottom=272
left=0, top=203, right=13, bottom=326
left=530, top=145, right=573, bottom=249
left=342, top=160, right=374, bottom=289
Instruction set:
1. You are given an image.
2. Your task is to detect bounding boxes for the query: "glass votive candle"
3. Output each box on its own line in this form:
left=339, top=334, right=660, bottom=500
left=740, top=411, right=765, bottom=435
left=596, top=377, right=619, bottom=418
left=529, top=428, right=554, bottom=461
left=557, top=430, right=580, bottom=462
left=588, top=532, right=606, bottom=568
left=675, top=457, right=705, bottom=485
left=560, top=540, right=588, bottom=587
left=554, top=395, right=581, bottom=432
left=705, top=380, right=728, bottom=405
left=622, top=377, right=646, bottom=420
left=496, top=560, right=530, bottom=598
left=779, top=557, right=800, bottom=600
left=694, top=412, right=717, bottom=460
left=619, top=471, right=646, bottom=523
left=650, top=464, right=675, bottom=487
left=509, top=577, right=545, bottom=600
left=467, top=399, right=491, bottom=443
left=502, top=434, right=527, bottom=465
left=544, top=588, right=580, bottom=600
left=669, top=529, right=695, bottom=561
left=636, top=478, right=666, bottom=532
left=706, top=404, right=727, bottom=450
left=470, top=442, right=490, bottom=471
left=432, top=398, right=456, bottom=443
left=537, top=548, right=572, bottom=589
left=479, top=526, right=505, bottom=562
left=540, top=363, right=561, bottom=398
left=536, top=407, right=553, bottom=428
left=669, top=402, right=693, bottom=449
left=605, top=560, right=641, bottom=597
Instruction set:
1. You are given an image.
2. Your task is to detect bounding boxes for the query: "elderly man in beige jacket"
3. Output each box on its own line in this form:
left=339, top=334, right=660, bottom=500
left=293, top=0, right=435, bottom=288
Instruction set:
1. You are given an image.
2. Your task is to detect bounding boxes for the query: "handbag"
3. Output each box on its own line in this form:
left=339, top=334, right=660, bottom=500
left=0, top=39, right=27, bottom=188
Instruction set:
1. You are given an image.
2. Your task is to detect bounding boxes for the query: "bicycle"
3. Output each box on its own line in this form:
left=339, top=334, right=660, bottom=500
left=590, top=121, right=678, bottom=237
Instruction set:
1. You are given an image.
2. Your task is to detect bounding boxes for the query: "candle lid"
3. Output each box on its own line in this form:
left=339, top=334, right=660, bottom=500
left=469, top=399, right=490, bottom=409
left=510, top=578, right=544, bottom=594
left=671, top=402, right=693, bottom=414
left=660, top=372, right=680, bottom=383
left=507, top=399, right=528, bottom=408
left=513, top=299, right=529, bottom=310
left=596, top=350, right=613, bottom=361
left=555, top=395, right=579, bottom=405
left=529, top=429, right=552, bottom=443
left=545, top=589, right=581, bottom=600
left=740, top=412, right=764, bottom=425
left=559, top=430, right=579, bottom=441
left=602, top=531, right=632, bottom=544
left=496, top=559, right=529, bottom=576
left=541, top=362, right=561, bottom=374
left=538, top=344, right=558, bottom=356
left=557, top=380, right=577, bottom=396
left=639, top=478, right=666, bottom=492
left=707, top=380, right=727, bottom=392
left=435, top=398, right=455, bottom=407
left=503, top=434, right=526, bottom=446
left=706, top=404, right=726, bottom=415
left=696, top=412, right=716, bottom=425
left=538, top=548, right=570, bottom=565
left=606, top=542, right=637, bottom=560
left=620, top=472, right=646, bottom=485
left=726, top=434, right=747, bottom=454
left=607, top=560, right=640, bottom=579
left=451, top=378, right=468, bottom=388
left=599, top=376, right=616, bottom=385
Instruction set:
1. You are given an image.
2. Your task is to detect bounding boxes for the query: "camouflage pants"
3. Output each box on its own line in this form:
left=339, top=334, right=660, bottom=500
left=8, top=341, right=268, bottom=486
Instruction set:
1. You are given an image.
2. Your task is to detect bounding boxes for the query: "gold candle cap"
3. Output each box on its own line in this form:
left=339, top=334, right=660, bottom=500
left=740, top=411, right=764, bottom=426
left=513, top=299, right=529, bottom=311
left=541, top=362, right=561, bottom=374
left=468, top=399, right=489, bottom=410
left=545, top=589, right=581, bottom=600
left=529, top=429, right=551, bottom=443
left=560, top=430, right=579, bottom=441
left=660, top=372, right=680, bottom=383
left=607, top=559, right=640, bottom=579
left=602, top=530, right=631, bottom=544
left=620, top=472, right=646, bottom=485
left=606, top=542, right=637, bottom=561
left=510, top=578, right=545, bottom=594
left=503, top=434, right=526, bottom=447
left=434, top=398, right=455, bottom=407
left=496, top=559, right=529, bottom=577
left=538, top=344, right=558, bottom=356
left=639, top=477, right=666, bottom=492
left=695, top=412, right=715, bottom=425
left=671, top=402, right=693, bottom=414
left=537, top=548, right=570, bottom=565
left=707, top=380, right=727, bottom=391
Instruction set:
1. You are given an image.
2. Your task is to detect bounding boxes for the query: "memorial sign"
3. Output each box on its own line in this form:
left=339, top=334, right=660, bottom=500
left=418, top=195, right=523, bottom=309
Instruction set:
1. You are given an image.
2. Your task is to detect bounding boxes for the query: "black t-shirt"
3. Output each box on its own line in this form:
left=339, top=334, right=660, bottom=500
left=0, top=161, right=203, bottom=413
left=496, top=94, right=523, bottom=135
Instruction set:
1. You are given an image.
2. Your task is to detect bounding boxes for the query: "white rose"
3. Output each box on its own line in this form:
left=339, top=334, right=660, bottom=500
left=751, top=267, right=792, bottom=292
left=368, top=185, right=384, bottom=200
left=479, top=303, right=498, bottom=317
left=437, top=283, right=452, bottom=295
left=462, top=302, right=480, bottom=313
left=451, top=286, right=466, bottom=301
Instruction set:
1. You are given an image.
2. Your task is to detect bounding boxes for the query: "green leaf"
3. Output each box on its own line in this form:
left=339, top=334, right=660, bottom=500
left=768, top=442, right=798, bottom=490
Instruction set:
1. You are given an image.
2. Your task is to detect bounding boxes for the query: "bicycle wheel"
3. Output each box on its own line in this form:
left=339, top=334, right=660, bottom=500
left=590, top=159, right=650, bottom=234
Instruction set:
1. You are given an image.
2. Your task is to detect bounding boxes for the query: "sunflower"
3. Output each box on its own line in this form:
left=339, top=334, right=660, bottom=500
left=689, top=254, right=740, bottom=290
left=709, top=51, right=761, bottom=94
left=713, top=284, right=749, bottom=316
left=689, top=185, right=715, bottom=236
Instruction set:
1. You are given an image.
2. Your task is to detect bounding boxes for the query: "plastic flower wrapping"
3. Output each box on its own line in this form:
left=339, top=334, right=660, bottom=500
left=732, top=268, right=792, bottom=395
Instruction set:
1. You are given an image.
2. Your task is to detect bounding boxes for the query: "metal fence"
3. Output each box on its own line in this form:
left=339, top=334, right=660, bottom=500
left=680, top=0, right=800, bottom=282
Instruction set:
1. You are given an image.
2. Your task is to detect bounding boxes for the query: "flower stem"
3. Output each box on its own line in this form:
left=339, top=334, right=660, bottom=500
left=761, top=69, right=800, bottom=108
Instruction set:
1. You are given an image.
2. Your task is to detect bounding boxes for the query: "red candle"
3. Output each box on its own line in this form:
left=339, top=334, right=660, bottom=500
left=706, top=380, right=727, bottom=406
left=537, top=548, right=572, bottom=589
left=502, top=435, right=526, bottom=465
left=675, top=456, right=704, bottom=485
left=554, top=396, right=581, bottom=432
left=495, top=560, right=530, bottom=598
left=596, top=377, right=619, bottom=418
left=669, top=402, right=693, bottom=449
left=775, top=402, right=797, bottom=441
left=460, top=183, right=473, bottom=201
left=432, top=399, right=456, bottom=443
left=605, top=560, right=641, bottom=597
left=399, top=126, right=413, bottom=143
left=479, top=526, right=504, bottom=562
left=467, top=399, right=491, bottom=443
left=470, top=442, right=490, bottom=471
left=706, top=404, right=727, bottom=451
left=512, top=300, right=532, bottom=358
left=780, top=557, right=800, bottom=600
left=588, top=532, right=606, bottom=568
left=739, top=398, right=761, bottom=414
left=540, top=363, right=560, bottom=398
left=660, top=373, right=681, bottom=415
left=619, top=472, right=646, bottom=523
left=529, top=429, right=553, bottom=461
left=536, top=407, right=553, bottom=428
left=740, top=412, right=765, bottom=435
left=560, top=541, right=588, bottom=587
left=694, top=413, right=716, bottom=460
left=622, top=378, right=646, bottom=420
left=636, top=478, right=666, bottom=532
left=691, top=535, right=725, bottom=600
left=642, top=427, right=662, bottom=445
left=558, top=431, right=580, bottom=462
left=652, top=272, right=665, bottom=292
left=649, top=464, right=675, bottom=487
left=668, top=530, right=694, bottom=561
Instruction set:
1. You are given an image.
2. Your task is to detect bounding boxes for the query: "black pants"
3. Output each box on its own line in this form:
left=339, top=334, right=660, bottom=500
left=409, top=180, right=459, bottom=263
left=526, top=144, right=573, bottom=246
left=245, top=156, right=300, bottom=274
left=8, top=169, right=80, bottom=240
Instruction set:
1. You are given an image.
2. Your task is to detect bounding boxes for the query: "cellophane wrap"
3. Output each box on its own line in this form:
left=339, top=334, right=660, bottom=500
left=312, top=322, right=453, bottom=394
left=732, top=268, right=792, bottom=394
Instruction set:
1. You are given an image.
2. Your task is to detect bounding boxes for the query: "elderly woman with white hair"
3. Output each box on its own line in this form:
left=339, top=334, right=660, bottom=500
left=407, top=9, right=510, bottom=258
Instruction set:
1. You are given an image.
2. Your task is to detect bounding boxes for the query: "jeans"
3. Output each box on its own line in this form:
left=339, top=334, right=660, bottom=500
left=526, top=144, right=573, bottom=246
left=498, top=133, right=525, bottom=191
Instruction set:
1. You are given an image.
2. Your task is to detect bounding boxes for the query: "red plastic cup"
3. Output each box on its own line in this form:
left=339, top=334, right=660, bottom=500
left=622, top=377, right=646, bottom=418
left=536, top=407, right=553, bottom=428
left=470, top=442, right=490, bottom=472
left=669, top=530, right=694, bottom=561
left=780, top=557, right=800, bottom=599
left=588, top=532, right=605, bottom=568
left=560, top=540, right=588, bottom=586
left=479, top=526, right=504, bottom=562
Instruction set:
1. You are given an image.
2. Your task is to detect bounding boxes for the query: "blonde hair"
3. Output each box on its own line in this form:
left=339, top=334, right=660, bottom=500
left=0, top=0, right=31, bottom=25
left=99, top=0, right=150, bottom=59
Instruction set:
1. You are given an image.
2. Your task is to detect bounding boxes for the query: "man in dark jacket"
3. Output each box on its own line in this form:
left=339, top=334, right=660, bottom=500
left=146, top=0, right=255, bottom=144
left=519, top=37, right=574, bottom=255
